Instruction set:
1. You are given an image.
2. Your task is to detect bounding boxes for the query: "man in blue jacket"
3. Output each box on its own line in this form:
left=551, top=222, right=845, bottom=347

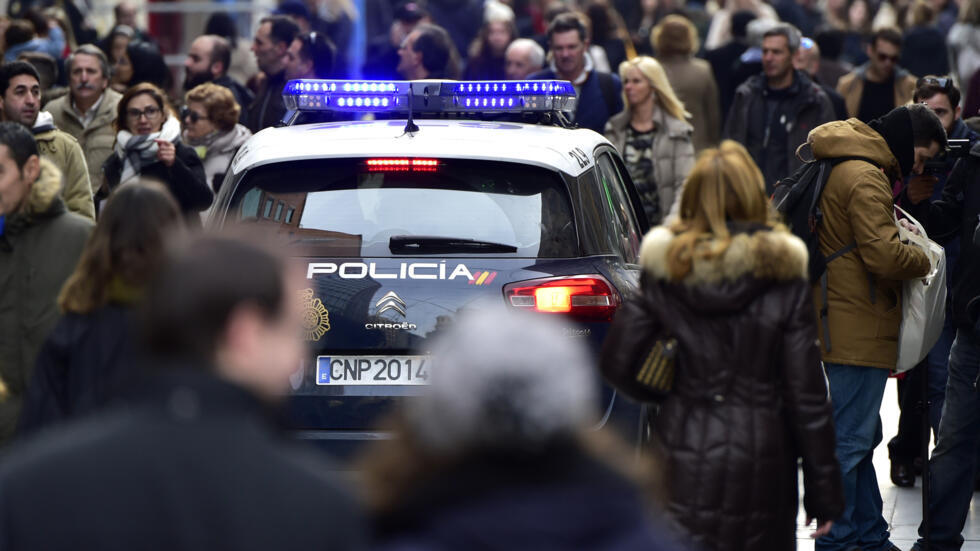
left=529, top=13, right=622, bottom=134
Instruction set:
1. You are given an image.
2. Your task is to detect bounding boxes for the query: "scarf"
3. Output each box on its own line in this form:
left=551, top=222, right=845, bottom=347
left=115, top=116, right=182, bottom=185
left=868, top=106, right=915, bottom=178
left=106, top=275, right=144, bottom=306
left=182, top=124, right=252, bottom=159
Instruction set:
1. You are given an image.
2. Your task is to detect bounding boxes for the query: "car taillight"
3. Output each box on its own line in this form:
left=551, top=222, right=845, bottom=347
left=504, top=275, right=620, bottom=321
left=365, top=158, right=440, bottom=172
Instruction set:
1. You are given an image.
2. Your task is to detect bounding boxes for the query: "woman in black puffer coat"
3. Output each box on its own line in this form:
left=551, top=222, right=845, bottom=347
left=601, top=140, right=844, bottom=551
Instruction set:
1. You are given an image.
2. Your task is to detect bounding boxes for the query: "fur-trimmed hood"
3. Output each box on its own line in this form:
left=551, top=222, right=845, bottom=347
left=5, top=158, right=65, bottom=234
left=21, top=158, right=63, bottom=216
left=640, top=224, right=808, bottom=285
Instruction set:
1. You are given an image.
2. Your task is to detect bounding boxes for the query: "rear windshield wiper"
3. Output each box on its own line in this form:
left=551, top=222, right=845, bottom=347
left=389, top=235, right=518, bottom=254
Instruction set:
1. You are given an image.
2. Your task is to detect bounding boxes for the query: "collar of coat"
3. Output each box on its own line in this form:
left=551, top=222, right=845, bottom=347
left=52, top=88, right=122, bottom=129
left=607, top=107, right=692, bottom=139
left=852, top=62, right=912, bottom=83
left=5, top=158, right=65, bottom=231
left=639, top=224, right=808, bottom=285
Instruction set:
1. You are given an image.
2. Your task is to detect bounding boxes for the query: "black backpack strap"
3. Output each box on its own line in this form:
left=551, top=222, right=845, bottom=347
left=596, top=72, right=618, bottom=119
left=819, top=241, right=857, bottom=353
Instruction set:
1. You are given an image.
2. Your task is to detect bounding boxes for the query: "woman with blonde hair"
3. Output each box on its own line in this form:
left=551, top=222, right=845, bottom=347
left=652, top=15, right=721, bottom=153
left=605, top=56, right=695, bottom=226
left=601, top=141, right=844, bottom=551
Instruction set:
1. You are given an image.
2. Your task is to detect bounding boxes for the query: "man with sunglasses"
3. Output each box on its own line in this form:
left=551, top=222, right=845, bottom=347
left=837, top=27, right=918, bottom=123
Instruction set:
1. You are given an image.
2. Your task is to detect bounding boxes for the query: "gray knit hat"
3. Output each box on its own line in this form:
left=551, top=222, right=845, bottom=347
left=406, top=309, right=599, bottom=453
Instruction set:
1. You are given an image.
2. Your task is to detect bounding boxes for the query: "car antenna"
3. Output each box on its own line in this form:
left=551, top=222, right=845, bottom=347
left=401, top=94, right=420, bottom=136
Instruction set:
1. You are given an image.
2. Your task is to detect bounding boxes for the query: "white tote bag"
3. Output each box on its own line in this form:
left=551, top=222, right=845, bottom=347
left=895, top=205, right=947, bottom=374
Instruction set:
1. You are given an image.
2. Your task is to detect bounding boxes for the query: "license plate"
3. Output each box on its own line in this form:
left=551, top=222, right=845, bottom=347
left=315, top=355, right=430, bottom=386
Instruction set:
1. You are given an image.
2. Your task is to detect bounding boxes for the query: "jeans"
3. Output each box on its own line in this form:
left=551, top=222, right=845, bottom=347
left=816, top=363, right=893, bottom=551
left=913, top=330, right=980, bottom=551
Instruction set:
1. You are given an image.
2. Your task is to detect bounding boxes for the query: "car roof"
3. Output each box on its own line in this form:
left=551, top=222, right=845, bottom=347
left=231, top=119, right=612, bottom=177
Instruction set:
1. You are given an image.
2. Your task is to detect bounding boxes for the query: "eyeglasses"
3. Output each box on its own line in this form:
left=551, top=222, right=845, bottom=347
left=918, top=76, right=953, bottom=91
left=126, top=106, right=161, bottom=120
left=876, top=52, right=899, bottom=63
left=180, top=106, right=208, bottom=124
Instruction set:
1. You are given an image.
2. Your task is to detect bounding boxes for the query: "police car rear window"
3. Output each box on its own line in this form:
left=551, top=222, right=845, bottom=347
left=228, top=158, right=579, bottom=258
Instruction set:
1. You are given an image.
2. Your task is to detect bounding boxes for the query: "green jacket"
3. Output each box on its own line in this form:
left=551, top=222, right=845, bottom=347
left=34, top=123, right=94, bottom=221
left=47, top=89, right=122, bottom=197
left=0, top=158, right=92, bottom=444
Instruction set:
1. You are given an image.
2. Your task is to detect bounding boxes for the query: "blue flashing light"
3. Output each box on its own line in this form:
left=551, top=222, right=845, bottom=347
left=452, top=80, right=574, bottom=96
left=282, top=79, right=576, bottom=116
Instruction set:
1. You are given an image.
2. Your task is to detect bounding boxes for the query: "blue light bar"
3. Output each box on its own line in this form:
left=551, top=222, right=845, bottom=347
left=283, top=80, right=411, bottom=112
left=439, top=80, right=576, bottom=113
left=282, top=79, right=577, bottom=116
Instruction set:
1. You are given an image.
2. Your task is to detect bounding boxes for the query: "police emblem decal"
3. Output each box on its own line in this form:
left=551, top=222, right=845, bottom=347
left=300, top=289, right=330, bottom=341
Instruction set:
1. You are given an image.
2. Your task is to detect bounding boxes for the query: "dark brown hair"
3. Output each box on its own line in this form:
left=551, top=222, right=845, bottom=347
left=140, top=230, right=289, bottom=364
left=914, top=75, right=962, bottom=109
left=59, top=181, right=182, bottom=314
left=871, top=26, right=902, bottom=48
left=115, top=82, right=174, bottom=133
left=185, top=82, right=239, bottom=132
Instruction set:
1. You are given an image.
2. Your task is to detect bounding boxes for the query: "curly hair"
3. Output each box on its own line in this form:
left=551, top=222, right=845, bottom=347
left=185, top=82, right=239, bottom=132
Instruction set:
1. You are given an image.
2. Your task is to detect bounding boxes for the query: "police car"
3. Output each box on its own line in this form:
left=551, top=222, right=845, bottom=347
left=208, top=79, right=649, bottom=455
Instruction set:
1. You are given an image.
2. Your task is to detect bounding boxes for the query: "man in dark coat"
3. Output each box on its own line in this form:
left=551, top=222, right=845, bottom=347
left=183, top=35, right=254, bottom=124
left=529, top=13, right=623, bottom=135
left=0, top=233, right=367, bottom=550
left=724, top=23, right=835, bottom=192
left=0, top=123, right=92, bottom=446
left=247, top=15, right=299, bottom=133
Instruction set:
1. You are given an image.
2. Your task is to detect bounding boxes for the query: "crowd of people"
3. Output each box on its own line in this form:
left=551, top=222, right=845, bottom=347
left=1, top=0, right=980, bottom=549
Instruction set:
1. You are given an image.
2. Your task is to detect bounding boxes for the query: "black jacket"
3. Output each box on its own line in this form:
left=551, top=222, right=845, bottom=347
left=18, top=305, right=138, bottom=436
left=724, top=70, right=836, bottom=191
left=373, top=442, right=686, bottom=551
left=0, top=369, right=367, bottom=550
left=247, top=70, right=288, bottom=133
left=600, top=225, right=843, bottom=551
left=214, top=74, right=255, bottom=125
left=906, top=143, right=980, bottom=334
left=102, top=140, right=213, bottom=221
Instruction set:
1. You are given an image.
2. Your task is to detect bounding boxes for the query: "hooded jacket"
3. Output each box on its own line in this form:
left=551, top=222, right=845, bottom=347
left=807, top=118, right=931, bottom=369
left=32, top=113, right=95, bottom=221
left=604, top=108, right=695, bottom=225
left=724, top=70, right=836, bottom=190
left=600, top=224, right=843, bottom=551
left=836, top=64, right=917, bottom=120
left=47, top=88, right=123, bottom=195
left=0, top=159, right=93, bottom=445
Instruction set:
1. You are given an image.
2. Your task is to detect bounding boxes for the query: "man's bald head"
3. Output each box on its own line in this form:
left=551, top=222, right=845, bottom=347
left=793, top=37, right=820, bottom=77
left=505, top=38, right=545, bottom=80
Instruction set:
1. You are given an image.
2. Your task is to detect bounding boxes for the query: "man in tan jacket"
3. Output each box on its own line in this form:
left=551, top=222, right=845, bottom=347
left=46, top=45, right=121, bottom=199
left=836, top=27, right=918, bottom=123
left=806, top=104, right=944, bottom=551
left=0, top=61, right=93, bottom=221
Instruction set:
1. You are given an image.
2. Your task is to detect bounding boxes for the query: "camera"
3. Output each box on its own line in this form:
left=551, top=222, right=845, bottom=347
left=925, top=138, right=974, bottom=175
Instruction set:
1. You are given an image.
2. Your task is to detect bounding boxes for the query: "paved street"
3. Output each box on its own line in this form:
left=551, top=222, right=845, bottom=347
left=797, top=379, right=980, bottom=550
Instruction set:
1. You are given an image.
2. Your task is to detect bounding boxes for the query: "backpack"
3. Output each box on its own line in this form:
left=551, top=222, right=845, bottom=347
left=771, top=153, right=880, bottom=353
